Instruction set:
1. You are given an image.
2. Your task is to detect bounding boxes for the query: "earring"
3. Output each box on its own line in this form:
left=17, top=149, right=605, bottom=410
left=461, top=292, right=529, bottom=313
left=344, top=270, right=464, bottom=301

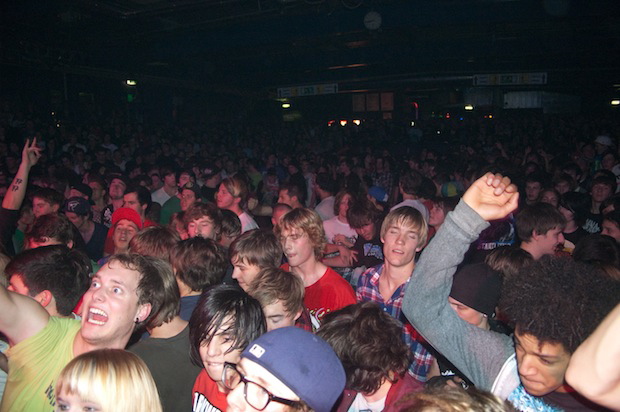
left=135, top=317, right=139, bottom=323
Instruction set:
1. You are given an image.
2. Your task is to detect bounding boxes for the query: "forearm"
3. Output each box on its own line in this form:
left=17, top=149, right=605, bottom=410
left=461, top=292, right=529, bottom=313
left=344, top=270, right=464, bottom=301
left=2, top=163, right=31, bottom=210
left=566, top=304, right=620, bottom=409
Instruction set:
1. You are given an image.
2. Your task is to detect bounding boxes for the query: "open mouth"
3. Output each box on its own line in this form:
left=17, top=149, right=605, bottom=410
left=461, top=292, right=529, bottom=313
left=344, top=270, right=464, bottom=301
left=87, top=307, right=109, bottom=325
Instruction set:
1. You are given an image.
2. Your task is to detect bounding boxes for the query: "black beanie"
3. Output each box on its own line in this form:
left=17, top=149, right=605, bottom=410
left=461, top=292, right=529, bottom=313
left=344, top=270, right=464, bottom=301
left=449, top=262, right=502, bottom=317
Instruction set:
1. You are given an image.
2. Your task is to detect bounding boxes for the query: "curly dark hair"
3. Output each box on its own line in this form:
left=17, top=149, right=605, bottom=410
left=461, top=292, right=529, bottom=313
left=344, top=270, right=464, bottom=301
left=317, top=302, right=411, bottom=394
left=500, top=256, right=620, bottom=353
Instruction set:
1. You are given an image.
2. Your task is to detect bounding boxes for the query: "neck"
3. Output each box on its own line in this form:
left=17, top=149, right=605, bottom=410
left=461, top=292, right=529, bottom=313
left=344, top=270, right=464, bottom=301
left=383, top=261, right=415, bottom=284
left=402, top=193, right=416, bottom=200
left=79, top=220, right=94, bottom=236
left=290, top=259, right=326, bottom=287
left=363, top=378, right=393, bottom=403
left=178, top=282, right=201, bottom=298
left=73, top=332, right=128, bottom=357
left=520, top=242, right=544, bottom=260
left=148, top=316, right=187, bottom=338
left=164, top=184, right=177, bottom=196
left=563, top=220, right=578, bottom=233
left=111, top=198, right=123, bottom=209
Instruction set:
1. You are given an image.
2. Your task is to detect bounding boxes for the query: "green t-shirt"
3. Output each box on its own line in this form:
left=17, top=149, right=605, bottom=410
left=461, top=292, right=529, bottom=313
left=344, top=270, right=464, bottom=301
left=159, top=196, right=181, bottom=225
left=1, top=317, right=80, bottom=412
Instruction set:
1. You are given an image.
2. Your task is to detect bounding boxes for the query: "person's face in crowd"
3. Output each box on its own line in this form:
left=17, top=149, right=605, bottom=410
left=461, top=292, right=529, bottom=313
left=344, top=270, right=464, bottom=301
left=56, top=390, right=102, bottom=412
left=429, top=203, right=446, bottom=228
left=113, top=219, right=139, bottom=253
left=95, top=150, right=106, bottom=164
left=280, top=227, right=314, bottom=269
left=554, top=180, right=571, bottom=195
left=602, top=153, right=617, bottom=170
left=150, top=174, right=162, bottom=190
left=534, top=227, right=564, bottom=256
left=338, top=194, right=352, bottom=220
left=80, top=261, right=150, bottom=348
left=448, top=297, right=488, bottom=329
left=231, top=257, right=262, bottom=291
left=558, top=206, right=574, bottom=224
left=226, top=358, right=300, bottom=412
left=65, top=212, right=89, bottom=230
left=216, top=184, right=237, bottom=211
left=381, top=221, right=422, bottom=268
left=355, top=221, right=376, bottom=241
left=540, top=190, right=559, bottom=208
left=514, top=330, right=571, bottom=397
left=277, top=190, right=294, bottom=208
left=88, top=182, right=106, bottom=203
left=591, top=183, right=612, bottom=204
left=525, top=182, right=542, bottom=202
left=200, top=318, right=243, bottom=392
left=262, top=300, right=301, bottom=332
left=582, top=144, right=595, bottom=160
left=271, top=208, right=290, bottom=227
left=178, top=173, right=192, bottom=188
left=188, top=216, right=217, bottom=239
left=338, top=161, right=350, bottom=176
left=108, top=178, right=126, bottom=201
left=7, top=274, right=30, bottom=296
left=123, top=192, right=145, bottom=216
left=32, top=197, right=57, bottom=218
left=601, top=219, right=620, bottom=243
left=164, top=173, right=177, bottom=188
left=180, top=189, right=198, bottom=211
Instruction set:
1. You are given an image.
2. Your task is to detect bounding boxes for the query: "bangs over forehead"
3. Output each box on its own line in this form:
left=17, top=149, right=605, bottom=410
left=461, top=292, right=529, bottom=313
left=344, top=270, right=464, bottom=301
left=381, top=206, right=428, bottom=245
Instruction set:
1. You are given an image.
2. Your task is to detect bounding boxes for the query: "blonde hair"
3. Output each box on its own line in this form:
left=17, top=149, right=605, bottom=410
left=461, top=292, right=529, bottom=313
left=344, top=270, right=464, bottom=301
left=55, top=349, right=162, bottom=412
left=275, top=208, right=326, bottom=259
left=380, top=206, right=428, bottom=246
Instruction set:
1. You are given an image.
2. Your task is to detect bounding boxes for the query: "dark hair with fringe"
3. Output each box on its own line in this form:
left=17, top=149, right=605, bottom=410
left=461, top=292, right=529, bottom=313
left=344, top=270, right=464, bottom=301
left=189, top=285, right=266, bottom=366
left=318, top=302, right=411, bottom=394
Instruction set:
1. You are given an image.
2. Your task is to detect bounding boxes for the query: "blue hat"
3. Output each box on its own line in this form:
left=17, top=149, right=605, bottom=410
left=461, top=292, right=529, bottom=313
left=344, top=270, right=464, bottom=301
left=241, top=327, right=345, bottom=412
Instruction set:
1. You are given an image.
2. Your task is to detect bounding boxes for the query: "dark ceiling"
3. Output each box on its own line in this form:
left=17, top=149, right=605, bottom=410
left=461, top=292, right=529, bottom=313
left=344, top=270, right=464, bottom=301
left=2, top=0, right=619, bottom=98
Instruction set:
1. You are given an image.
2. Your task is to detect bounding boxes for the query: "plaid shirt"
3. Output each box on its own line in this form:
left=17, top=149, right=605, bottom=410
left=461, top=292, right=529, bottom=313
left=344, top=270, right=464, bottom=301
left=356, top=264, right=434, bottom=382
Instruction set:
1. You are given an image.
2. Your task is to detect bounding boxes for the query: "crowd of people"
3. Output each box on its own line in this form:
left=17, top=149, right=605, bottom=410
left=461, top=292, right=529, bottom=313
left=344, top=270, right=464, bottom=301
left=0, top=103, right=619, bottom=412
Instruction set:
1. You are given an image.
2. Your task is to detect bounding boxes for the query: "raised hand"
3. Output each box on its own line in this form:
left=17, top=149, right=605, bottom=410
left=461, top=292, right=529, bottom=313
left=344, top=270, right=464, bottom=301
left=462, top=173, right=519, bottom=221
left=22, top=138, right=42, bottom=169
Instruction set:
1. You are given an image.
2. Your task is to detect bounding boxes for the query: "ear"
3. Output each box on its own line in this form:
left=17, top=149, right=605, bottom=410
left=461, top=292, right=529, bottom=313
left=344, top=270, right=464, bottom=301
left=532, top=230, right=542, bottom=240
left=52, top=204, right=60, bottom=213
left=34, top=290, right=53, bottom=308
left=135, top=302, right=152, bottom=323
left=67, top=240, right=74, bottom=249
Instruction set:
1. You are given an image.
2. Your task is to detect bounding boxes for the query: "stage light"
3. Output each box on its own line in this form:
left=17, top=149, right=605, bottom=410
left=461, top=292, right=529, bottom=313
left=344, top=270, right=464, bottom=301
left=126, top=79, right=137, bottom=86
left=340, top=120, right=347, bottom=126
left=611, top=100, right=620, bottom=106
left=464, top=104, right=474, bottom=111
left=353, top=119, right=361, bottom=125
left=282, top=103, right=291, bottom=109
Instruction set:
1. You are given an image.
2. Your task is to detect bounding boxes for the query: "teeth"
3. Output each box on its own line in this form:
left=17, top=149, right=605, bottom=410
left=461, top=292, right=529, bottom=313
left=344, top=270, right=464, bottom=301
left=89, top=308, right=108, bottom=316
left=89, top=319, right=106, bottom=325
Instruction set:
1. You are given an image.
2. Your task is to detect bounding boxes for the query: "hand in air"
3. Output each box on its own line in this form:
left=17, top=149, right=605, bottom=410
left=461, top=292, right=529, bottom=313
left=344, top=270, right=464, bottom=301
left=462, top=173, right=519, bottom=221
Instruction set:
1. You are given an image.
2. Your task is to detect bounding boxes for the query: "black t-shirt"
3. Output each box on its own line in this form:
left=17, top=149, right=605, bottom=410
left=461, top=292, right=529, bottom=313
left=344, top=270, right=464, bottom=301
left=352, top=232, right=384, bottom=269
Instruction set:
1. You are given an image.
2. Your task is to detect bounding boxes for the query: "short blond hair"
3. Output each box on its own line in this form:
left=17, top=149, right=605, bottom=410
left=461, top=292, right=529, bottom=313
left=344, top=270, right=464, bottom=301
left=380, top=206, right=428, bottom=246
left=275, top=208, right=326, bottom=259
left=56, top=349, right=162, bottom=412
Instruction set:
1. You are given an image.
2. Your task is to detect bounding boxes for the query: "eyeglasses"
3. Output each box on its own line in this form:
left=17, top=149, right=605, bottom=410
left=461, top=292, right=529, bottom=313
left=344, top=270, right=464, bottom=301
left=222, top=362, right=300, bottom=411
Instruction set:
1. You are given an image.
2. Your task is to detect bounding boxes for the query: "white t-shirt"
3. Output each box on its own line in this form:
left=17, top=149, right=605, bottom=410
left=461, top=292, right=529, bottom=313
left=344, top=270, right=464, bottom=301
left=239, top=211, right=259, bottom=233
left=323, top=216, right=357, bottom=244
left=315, top=196, right=335, bottom=221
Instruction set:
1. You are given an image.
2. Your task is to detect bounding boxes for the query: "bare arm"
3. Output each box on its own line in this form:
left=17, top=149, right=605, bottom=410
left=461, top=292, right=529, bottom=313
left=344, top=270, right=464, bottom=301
left=0, top=285, right=50, bottom=346
left=2, top=138, right=42, bottom=211
left=566, top=303, right=620, bottom=410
